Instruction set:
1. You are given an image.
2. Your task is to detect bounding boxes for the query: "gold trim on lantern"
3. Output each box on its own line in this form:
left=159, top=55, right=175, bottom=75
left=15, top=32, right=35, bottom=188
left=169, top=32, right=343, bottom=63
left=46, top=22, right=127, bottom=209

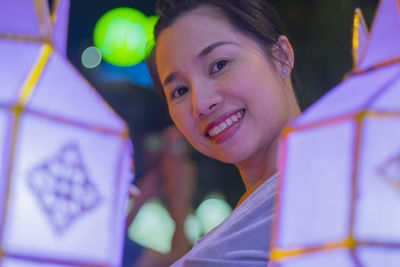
left=352, top=8, right=368, bottom=69
left=366, top=110, right=400, bottom=117
left=18, top=44, right=52, bottom=107
left=0, top=44, right=52, bottom=252
left=348, top=113, right=363, bottom=241
left=50, top=0, right=60, bottom=25
left=349, top=57, right=400, bottom=77
left=270, top=238, right=400, bottom=262
left=270, top=237, right=356, bottom=261
left=33, top=0, right=52, bottom=38
left=0, top=34, right=50, bottom=43
left=283, top=113, right=356, bottom=136
left=351, top=8, right=361, bottom=68
left=0, top=109, right=21, bottom=252
left=270, top=136, right=287, bottom=260
left=352, top=10, right=360, bottom=67
left=283, top=109, right=400, bottom=136
left=111, top=139, right=133, bottom=245
left=24, top=107, right=129, bottom=137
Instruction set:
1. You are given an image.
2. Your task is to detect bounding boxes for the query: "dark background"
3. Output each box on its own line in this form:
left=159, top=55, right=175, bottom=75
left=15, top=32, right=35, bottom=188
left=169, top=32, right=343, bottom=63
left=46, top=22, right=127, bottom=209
left=66, top=0, right=379, bottom=207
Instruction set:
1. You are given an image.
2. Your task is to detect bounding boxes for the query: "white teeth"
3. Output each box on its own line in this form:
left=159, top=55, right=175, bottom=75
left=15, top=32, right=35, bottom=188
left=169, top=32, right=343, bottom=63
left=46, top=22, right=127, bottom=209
left=221, top=122, right=227, bottom=130
left=208, top=110, right=244, bottom=137
left=214, top=126, right=221, bottom=135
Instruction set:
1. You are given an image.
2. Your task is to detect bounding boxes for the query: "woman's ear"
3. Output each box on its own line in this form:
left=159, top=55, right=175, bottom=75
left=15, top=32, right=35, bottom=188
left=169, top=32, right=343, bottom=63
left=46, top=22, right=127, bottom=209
left=273, top=35, right=294, bottom=76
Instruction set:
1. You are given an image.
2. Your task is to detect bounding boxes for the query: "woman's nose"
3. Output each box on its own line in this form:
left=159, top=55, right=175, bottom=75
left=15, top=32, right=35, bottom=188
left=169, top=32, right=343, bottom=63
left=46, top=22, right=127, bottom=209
left=191, top=82, right=223, bottom=118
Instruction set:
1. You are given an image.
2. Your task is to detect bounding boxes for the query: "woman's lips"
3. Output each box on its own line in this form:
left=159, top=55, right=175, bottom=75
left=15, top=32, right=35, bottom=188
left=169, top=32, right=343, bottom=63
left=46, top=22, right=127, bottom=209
left=204, top=109, right=245, bottom=142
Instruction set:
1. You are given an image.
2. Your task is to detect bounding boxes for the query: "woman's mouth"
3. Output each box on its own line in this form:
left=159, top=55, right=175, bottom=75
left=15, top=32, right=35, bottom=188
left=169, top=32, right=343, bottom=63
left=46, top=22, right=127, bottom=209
left=204, top=109, right=245, bottom=142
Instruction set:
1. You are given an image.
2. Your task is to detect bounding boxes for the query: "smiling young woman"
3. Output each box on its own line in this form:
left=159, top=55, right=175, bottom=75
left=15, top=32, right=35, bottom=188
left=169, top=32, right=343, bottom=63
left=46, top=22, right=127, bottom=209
left=146, top=0, right=301, bottom=265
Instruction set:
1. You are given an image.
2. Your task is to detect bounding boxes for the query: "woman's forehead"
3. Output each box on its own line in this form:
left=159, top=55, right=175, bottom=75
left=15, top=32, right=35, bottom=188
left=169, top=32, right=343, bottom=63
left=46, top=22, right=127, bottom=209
left=154, top=9, right=226, bottom=74
left=157, top=8, right=235, bottom=52
left=154, top=7, right=253, bottom=76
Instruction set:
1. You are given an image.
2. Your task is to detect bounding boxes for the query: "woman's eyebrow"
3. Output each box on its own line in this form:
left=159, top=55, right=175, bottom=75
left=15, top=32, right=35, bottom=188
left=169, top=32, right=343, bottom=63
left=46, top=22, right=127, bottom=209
left=162, top=41, right=237, bottom=87
left=198, top=41, right=237, bottom=58
left=163, top=72, right=177, bottom=87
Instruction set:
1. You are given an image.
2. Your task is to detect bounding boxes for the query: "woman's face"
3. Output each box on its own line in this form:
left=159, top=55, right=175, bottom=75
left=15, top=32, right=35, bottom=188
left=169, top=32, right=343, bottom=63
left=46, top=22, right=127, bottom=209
left=155, top=6, right=297, bottom=163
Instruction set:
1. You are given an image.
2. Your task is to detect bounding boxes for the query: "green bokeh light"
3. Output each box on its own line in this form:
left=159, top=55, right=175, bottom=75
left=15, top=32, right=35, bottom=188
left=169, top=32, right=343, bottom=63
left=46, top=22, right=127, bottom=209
left=127, top=199, right=175, bottom=254
left=127, top=194, right=232, bottom=251
left=184, top=214, right=202, bottom=244
left=81, top=46, right=102, bottom=68
left=144, top=15, right=159, bottom=53
left=93, top=8, right=157, bottom=66
left=195, top=193, right=232, bottom=234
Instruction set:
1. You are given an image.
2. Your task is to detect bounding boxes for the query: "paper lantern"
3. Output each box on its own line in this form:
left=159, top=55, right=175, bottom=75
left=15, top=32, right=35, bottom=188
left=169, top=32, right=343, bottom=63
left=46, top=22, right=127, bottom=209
left=0, top=0, right=133, bottom=266
left=270, top=0, right=400, bottom=266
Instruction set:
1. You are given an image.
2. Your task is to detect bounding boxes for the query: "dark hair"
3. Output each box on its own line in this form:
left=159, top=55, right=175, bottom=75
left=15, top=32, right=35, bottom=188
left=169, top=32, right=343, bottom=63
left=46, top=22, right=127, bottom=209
left=146, top=0, right=302, bottom=105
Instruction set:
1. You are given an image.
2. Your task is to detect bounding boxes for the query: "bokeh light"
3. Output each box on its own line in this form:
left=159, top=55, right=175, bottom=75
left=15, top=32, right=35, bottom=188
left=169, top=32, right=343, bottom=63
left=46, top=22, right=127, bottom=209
left=184, top=214, right=202, bottom=244
left=144, top=15, right=159, bottom=52
left=127, top=199, right=175, bottom=254
left=93, top=8, right=154, bottom=66
left=126, top=194, right=232, bottom=252
left=81, top=46, right=102, bottom=68
left=195, top=193, right=232, bottom=234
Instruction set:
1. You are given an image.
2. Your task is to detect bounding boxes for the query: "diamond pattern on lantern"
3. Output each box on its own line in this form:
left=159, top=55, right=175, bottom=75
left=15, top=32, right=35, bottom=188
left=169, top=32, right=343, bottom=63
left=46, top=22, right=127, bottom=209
left=378, top=152, right=400, bottom=191
left=27, top=143, right=102, bottom=234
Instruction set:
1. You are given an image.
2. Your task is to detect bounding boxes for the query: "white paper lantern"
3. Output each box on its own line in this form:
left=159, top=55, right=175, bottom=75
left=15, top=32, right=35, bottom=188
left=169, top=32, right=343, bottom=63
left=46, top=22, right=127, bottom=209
left=0, top=0, right=133, bottom=266
left=270, top=0, right=400, bottom=266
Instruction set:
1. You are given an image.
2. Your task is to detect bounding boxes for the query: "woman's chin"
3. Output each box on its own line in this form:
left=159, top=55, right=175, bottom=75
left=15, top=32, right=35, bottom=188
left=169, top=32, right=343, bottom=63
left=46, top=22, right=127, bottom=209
left=208, top=148, right=252, bottom=164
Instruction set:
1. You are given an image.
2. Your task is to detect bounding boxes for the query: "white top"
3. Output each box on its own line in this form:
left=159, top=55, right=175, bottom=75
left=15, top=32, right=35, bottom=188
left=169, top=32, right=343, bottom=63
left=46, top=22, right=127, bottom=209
left=171, top=173, right=278, bottom=267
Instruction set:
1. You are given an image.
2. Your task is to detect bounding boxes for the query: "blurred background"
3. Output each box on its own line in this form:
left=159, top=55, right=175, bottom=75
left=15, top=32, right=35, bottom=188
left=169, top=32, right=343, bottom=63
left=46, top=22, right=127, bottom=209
left=63, top=0, right=379, bottom=261
left=66, top=0, right=378, bottom=205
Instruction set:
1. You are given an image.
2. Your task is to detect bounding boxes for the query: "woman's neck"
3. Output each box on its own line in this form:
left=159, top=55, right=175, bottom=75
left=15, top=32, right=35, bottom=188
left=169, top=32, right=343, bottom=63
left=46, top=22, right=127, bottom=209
left=236, top=137, right=279, bottom=193
left=233, top=138, right=278, bottom=209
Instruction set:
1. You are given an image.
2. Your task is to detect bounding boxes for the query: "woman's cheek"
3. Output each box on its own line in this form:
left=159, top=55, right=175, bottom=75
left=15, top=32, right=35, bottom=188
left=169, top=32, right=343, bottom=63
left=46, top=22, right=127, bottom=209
left=170, top=110, right=190, bottom=139
left=170, top=103, right=184, bottom=123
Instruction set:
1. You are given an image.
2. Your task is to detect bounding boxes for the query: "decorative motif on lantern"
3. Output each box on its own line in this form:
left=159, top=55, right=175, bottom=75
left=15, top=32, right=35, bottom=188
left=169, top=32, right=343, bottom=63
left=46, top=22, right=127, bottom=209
left=27, top=143, right=103, bottom=235
left=0, top=0, right=133, bottom=266
left=270, top=0, right=400, bottom=266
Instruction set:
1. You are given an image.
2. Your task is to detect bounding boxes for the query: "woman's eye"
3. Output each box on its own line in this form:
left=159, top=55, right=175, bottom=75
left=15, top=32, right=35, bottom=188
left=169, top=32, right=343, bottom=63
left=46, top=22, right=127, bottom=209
left=172, top=86, right=189, bottom=99
left=210, top=60, right=228, bottom=74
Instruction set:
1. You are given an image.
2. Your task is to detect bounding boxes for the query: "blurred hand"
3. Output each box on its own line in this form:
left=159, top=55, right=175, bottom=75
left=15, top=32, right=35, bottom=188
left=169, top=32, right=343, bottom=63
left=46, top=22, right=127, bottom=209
left=127, top=126, right=197, bottom=266
left=160, top=126, right=197, bottom=224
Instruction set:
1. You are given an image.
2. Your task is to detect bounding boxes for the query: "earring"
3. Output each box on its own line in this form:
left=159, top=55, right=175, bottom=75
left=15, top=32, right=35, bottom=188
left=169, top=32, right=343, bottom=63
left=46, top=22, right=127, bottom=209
left=282, top=68, right=288, bottom=75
